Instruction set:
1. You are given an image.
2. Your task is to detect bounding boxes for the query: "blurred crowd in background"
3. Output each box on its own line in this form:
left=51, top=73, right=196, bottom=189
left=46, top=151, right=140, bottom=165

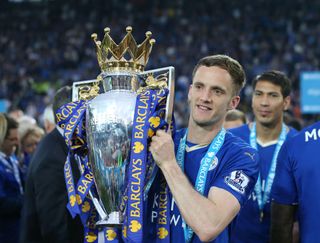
left=1, top=0, right=320, bottom=129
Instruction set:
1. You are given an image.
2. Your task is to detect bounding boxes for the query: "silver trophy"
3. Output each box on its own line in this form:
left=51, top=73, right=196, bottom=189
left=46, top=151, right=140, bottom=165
left=72, top=26, right=175, bottom=226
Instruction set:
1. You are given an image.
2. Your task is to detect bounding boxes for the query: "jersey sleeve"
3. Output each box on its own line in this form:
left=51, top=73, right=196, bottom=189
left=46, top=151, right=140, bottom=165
left=271, top=140, right=298, bottom=205
left=212, top=146, right=259, bottom=207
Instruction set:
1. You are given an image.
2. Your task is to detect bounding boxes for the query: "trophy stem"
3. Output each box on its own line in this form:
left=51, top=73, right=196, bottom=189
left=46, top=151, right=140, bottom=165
left=96, top=211, right=122, bottom=227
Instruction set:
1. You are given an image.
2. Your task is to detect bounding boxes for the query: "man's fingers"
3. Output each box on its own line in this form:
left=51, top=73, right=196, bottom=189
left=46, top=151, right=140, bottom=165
left=156, top=129, right=166, bottom=136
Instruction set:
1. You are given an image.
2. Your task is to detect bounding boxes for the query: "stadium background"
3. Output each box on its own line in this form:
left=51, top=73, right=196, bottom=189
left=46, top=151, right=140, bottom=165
left=1, top=0, right=319, bottom=129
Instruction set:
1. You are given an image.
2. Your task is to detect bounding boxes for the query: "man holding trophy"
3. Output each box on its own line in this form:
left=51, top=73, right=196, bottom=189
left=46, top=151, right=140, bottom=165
left=146, top=55, right=259, bottom=242
left=59, top=26, right=259, bottom=243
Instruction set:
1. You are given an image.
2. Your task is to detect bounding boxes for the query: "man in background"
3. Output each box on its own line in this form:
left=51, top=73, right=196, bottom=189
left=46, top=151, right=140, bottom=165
left=230, top=70, right=298, bottom=243
left=20, top=86, right=83, bottom=243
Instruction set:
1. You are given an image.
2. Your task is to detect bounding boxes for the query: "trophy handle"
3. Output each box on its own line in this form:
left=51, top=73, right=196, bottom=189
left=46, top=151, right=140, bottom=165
left=139, top=66, right=175, bottom=129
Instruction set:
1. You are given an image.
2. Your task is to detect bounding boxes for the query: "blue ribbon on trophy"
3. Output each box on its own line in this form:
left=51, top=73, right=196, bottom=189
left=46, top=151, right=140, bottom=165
left=144, top=88, right=170, bottom=199
left=56, top=100, right=87, bottom=215
left=148, top=89, right=172, bottom=243
left=55, top=100, right=86, bottom=146
left=64, top=155, right=81, bottom=217
left=125, top=90, right=152, bottom=242
left=124, top=88, right=170, bottom=243
left=76, top=156, right=101, bottom=229
left=155, top=173, right=170, bottom=243
left=84, top=203, right=99, bottom=243
left=56, top=100, right=102, bottom=243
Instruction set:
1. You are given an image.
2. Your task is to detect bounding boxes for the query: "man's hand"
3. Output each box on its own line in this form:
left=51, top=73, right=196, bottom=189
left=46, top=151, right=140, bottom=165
left=149, top=130, right=176, bottom=168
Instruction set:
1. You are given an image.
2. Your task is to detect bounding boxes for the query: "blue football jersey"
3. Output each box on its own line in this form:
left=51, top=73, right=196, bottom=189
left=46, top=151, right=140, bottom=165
left=229, top=124, right=297, bottom=243
left=145, top=129, right=259, bottom=243
left=271, top=121, right=320, bottom=243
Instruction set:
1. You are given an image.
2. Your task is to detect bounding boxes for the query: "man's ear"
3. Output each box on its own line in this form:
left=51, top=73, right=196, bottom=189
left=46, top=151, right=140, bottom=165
left=187, top=84, right=192, bottom=102
left=228, top=96, right=240, bottom=110
left=283, top=96, right=291, bottom=111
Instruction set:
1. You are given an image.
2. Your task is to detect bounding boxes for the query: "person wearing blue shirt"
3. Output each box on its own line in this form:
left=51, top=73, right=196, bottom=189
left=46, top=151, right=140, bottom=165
left=229, top=70, right=298, bottom=243
left=0, top=113, right=23, bottom=243
left=270, top=121, right=320, bottom=243
left=147, top=55, right=259, bottom=242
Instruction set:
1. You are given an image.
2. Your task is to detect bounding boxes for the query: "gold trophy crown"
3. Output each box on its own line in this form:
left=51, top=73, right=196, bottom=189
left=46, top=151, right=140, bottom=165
left=91, top=26, right=156, bottom=73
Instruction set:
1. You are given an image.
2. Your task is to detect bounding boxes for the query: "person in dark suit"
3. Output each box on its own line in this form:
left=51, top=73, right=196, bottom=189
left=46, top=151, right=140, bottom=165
left=20, top=86, right=84, bottom=243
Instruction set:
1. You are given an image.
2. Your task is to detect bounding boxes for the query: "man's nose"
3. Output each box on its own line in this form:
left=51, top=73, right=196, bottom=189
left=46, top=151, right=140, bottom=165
left=260, top=95, right=270, bottom=106
left=200, top=89, right=211, bottom=102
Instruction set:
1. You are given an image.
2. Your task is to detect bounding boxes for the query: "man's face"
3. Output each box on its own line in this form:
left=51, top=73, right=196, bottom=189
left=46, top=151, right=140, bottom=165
left=252, top=80, right=290, bottom=127
left=1, top=128, right=19, bottom=156
left=188, top=66, right=240, bottom=128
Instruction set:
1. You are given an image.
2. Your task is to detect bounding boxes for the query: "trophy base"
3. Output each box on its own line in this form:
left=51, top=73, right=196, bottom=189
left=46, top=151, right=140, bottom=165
left=96, top=211, right=122, bottom=227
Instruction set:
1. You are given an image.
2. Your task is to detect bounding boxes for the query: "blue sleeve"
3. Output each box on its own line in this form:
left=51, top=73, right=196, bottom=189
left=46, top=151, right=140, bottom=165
left=0, top=167, right=6, bottom=198
left=0, top=166, right=23, bottom=216
left=271, top=141, right=298, bottom=205
left=212, top=147, right=259, bottom=207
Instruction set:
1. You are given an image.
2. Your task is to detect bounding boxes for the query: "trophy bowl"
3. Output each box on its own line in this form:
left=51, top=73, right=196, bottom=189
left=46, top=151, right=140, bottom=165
left=86, top=73, right=137, bottom=225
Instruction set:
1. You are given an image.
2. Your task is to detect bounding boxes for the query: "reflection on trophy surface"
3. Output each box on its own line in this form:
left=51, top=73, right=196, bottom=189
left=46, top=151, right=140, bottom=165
left=87, top=90, right=135, bottom=225
left=75, top=26, right=175, bottom=226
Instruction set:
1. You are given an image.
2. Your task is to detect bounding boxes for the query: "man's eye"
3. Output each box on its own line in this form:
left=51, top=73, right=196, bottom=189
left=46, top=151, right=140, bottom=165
left=214, top=89, right=223, bottom=95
